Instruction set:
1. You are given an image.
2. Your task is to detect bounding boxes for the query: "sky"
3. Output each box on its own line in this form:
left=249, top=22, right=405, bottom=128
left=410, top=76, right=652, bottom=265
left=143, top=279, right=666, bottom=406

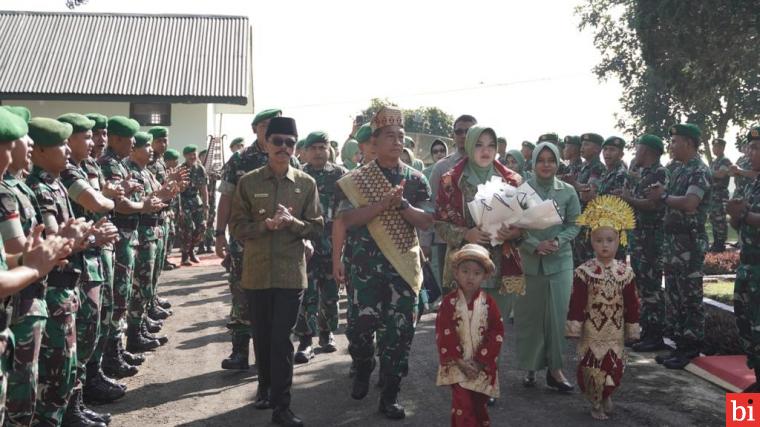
left=2, top=0, right=743, bottom=160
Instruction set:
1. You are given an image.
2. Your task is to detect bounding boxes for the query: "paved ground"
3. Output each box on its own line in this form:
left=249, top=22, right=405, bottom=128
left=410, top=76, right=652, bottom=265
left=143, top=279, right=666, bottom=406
left=104, top=253, right=726, bottom=426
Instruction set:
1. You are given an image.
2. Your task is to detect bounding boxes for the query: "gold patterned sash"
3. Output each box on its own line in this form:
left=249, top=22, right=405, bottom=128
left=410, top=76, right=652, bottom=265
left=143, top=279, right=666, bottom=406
left=337, top=161, right=423, bottom=295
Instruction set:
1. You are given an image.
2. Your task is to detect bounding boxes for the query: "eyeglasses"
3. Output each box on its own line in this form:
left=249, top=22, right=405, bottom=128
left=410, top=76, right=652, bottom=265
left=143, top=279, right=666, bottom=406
left=454, top=128, right=469, bottom=136
left=271, top=137, right=297, bottom=148
left=432, top=148, right=446, bottom=155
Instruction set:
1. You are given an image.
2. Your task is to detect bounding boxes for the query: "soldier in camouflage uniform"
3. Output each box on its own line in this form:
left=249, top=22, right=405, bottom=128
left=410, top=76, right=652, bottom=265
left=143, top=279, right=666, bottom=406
left=558, top=135, right=583, bottom=184
left=617, top=135, right=671, bottom=352
left=336, top=107, right=433, bottom=420
left=293, top=132, right=347, bottom=364
left=731, top=140, right=757, bottom=200
left=178, top=145, right=208, bottom=265
left=198, top=149, right=219, bottom=254
left=572, top=133, right=606, bottom=266
left=162, top=149, right=181, bottom=271
left=521, top=141, right=535, bottom=173
left=727, top=126, right=760, bottom=391
left=647, top=123, right=712, bottom=370
left=708, top=138, right=732, bottom=252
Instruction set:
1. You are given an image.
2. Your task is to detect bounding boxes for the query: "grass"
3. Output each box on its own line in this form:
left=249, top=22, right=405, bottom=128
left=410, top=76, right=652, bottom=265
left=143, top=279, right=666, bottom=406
left=704, top=280, right=734, bottom=305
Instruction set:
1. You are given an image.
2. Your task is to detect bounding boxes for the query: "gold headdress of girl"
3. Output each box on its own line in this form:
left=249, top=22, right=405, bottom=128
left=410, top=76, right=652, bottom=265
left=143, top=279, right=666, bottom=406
left=576, top=195, right=636, bottom=246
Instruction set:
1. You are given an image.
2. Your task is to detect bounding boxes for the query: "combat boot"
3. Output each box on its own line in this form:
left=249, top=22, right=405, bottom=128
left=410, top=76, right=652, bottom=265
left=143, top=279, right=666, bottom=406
left=181, top=252, right=192, bottom=266
left=294, top=335, right=314, bottom=364
left=140, top=320, right=168, bottom=345
left=126, top=323, right=160, bottom=353
left=221, top=335, right=250, bottom=370
left=144, top=315, right=164, bottom=333
left=102, top=337, right=138, bottom=378
left=115, top=335, right=146, bottom=366
left=378, top=375, right=406, bottom=419
left=87, top=360, right=127, bottom=390
left=632, top=332, right=668, bottom=352
left=189, top=248, right=201, bottom=263
left=148, top=304, right=171, bottom=320
left=351, top=358, right=375, bottom=400
left=155, top=296, right=172, bottom=309
left=76, top=388, right=112, bottom=425
left=62, top=389, right=106, bottom=427
left=318, top=331, right=337, bottom=353
left=83, top=362, right=125, bottom=404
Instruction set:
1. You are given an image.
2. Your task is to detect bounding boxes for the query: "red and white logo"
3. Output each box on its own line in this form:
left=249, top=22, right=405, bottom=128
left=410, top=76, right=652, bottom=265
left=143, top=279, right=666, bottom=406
left=727, top=393, right=759, bottom=426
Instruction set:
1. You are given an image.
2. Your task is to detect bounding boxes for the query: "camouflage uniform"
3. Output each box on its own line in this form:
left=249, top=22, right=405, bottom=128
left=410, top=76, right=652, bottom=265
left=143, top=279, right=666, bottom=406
left=60, top=160, right=106, bottom=403
left=202, top=172, right=219, bottom=250
left=663, top=156, right=712, bottom=352
left=734, top=176, right=760, bottom=369
left=0, top=173, right=47, bottom=426
left=559, top=158, right=583, bottom=184
left=0, top=241, right=15, bottom=426
left=597, top=161, right=629, bottom=260
left=336, top=162, right=431, bottom=380
left=98, top=147, right=138, bottom=342
left=294, top=162, right=347, bottom=339
left=217, top=142, right=300, bottom=340
left=125, top=160, right=161, bottom=329
left=27, top=165, right=82, bottom=427
left=733, top=155, right=752, bottom=199
left=628, top=162, right=669, bottom=340
left=709, top=155, right=732, bottom=247
left=573, top=158, right=605, bottom=266
left=178, top=163, right=208, bottom=256
left=147, top=156, right=170, bottom=294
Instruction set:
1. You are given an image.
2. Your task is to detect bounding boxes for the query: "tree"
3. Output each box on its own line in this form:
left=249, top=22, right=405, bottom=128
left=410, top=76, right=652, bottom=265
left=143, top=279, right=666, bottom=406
left=359, top=98, right=454, bottom=138
left=577, top=0, right=760, bottom=160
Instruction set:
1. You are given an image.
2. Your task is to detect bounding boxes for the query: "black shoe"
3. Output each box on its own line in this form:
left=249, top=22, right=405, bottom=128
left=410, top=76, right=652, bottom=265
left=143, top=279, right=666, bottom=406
left=181, top=252, right=192, bottom=266
left=189, top=251, right=201, bottom=263
left=121, top=350, right=145, bottom=366
left=632, top=336, right=668, bottom=352
left=655, top=350, right=677, bottom=364
left=351, top=359, right=375, bottom=400
left=162, top=262, right=176, bottom=271
left=102, top=337, right=138, bottom=378
left=663, top=350, right=699, bottom=370
left=272, top=408, right=304, bottom=427
left=294, top=336, right=314, bottom=364
left=522, top=371, right=536, bottom=387
left=222, top=335, right=250, bottom=370
left=221, top=255, right=231, bottom=273
left=144, top=316, right=163, bottom=334
left=197, top=246, right=210, bottom=255
left=140, top=321, right=169, bottom=345
left=126, top=324, right=160, bottom=353
left=318, top=332, right=337, bottom=353
left=155, top=296, right=172, bottom=310
left=545, top=370, right=574, bottom=392
left=148, top=305, right=171, bottom=321
left=80, top=397, right=112, bottom=425
left=62, top=390, right=107, bottom=427
left=253, top=388, right=271, bottom=410
left=83, top=363, right=126, bottom=404
left=378, top=375, right=406, bottom=419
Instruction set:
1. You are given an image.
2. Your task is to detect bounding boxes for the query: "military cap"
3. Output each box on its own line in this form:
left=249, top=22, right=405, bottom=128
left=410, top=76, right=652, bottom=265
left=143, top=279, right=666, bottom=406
left=296, top=139, right=306, bottom=150
left=580, top=133, right=604, bottom=146
left=183, top=145, right=198, bottom=155
left=712, top=138, right=727, bottom=146
left=107, top=116, right=140, bottom=138
left=522, top=140, right=535, bottom=150
left=229, top=137, right=245, bottom=148
left=746, top=126, right=760, bottom=143
left=497, top=137, right=507, bottom=145
left=163, top=148, right=180, bottom=161
left=252, top=108, right=282, bottom=127
left=0, top=108, right=29, bottom=142
left=304, top=131, right=329, bottom=148
left=564, top=135, right=581, bottom=146
left=636, top=134, right=664, bottom=154
left=28, top=117, right=72, bottom=147
left=537, top=133, right=559, bottom=144
left=85, top=113, right=108, bottom=130
left=148, top=126, right=169, bottom=139
left=2, top=106, right=31, bottom=123
left=355, top=123, right=372, bottom=144
left=58, top=113, right=95, bottom=133
left=669, top=123, right=701, bottom=141
left=133, top=131, right=153, bottom=149
left=266, top=117, right=298, bottom=138
left=602, top=136, right=626, bottom=149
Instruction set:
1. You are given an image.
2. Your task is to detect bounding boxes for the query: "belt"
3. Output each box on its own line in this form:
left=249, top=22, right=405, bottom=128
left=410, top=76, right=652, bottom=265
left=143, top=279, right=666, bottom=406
left=139, top=216, right=163, bottom=227
left=19, top=282, right=45, bottom=299
left=46, top=271, right=80, bottom=289
left=741, top=252, right=760, bottom=265
left=112, top=216, right=139, bottom=231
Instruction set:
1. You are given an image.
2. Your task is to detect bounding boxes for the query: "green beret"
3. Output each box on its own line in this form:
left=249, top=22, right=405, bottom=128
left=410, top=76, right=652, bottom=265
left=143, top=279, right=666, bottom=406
left=0, top=108, right=29, bottom=142
left=563, top=135, right=581, bottom=147
left=229, top=137, right=244, bottom=148
left=133, top=131, right=153, bottom=149
left=522, top=140, right=535, bottom=150
left=163, top=148, right=180, bottom=161
left=28, top=117, right=72, bottom=147
left=251, top=108, right=282, bottom=126
left=304, top=131, right=329, bottom=148
left=636, top=134, right=664, bottom=154
left=355, top=123, right=372, bottom=144
left=580, top=133, right=604, bottom=146
left=107, top=116, right=139, bottom=138
left=58, top=113, right=95, bottom=133
left=148, top=126, right=169, bottom=139
left=85, top=113, right=108, bottom=130
left=602, top=136, right=626, bottom=149
left=296, top=139, right=306, bottom=150
left=669, top=123, right=701, bottom=142
left=2, top=106, right=31, bottom=123
left=746, top=126, right=760, bottom=143
left=537, top=133, right=559, bottom=144
left=183, top=145, right=198, bottom=155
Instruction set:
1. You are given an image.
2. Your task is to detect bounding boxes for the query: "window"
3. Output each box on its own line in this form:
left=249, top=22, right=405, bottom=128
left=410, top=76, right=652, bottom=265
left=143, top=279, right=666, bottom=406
left=130, top=103, right=171, bottom=126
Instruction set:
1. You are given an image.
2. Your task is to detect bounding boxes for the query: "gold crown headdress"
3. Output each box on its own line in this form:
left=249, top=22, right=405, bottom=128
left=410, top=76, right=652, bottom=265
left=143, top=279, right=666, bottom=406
left=576, top=195, right=636, bottom=246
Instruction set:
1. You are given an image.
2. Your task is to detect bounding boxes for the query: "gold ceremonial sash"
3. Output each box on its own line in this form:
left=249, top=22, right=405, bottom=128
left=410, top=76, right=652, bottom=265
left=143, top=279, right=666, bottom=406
left=337, top=162, right=423, bottom=295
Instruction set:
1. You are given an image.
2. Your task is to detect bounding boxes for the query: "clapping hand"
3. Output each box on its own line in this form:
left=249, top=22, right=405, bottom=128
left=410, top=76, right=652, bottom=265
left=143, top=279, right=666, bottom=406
left=265, top=204, right=295, bottom=230
left=727, top=199, right=747, bottom=219
left=142, top=196, right=166, bottom=213
left=22, top=225, right=73, bottom=275
left=85, top=217, right=119, bottom=246
left=58, top=218, right=92, bottom=249
left=380, top=180, right=405, bottom=211
left=101, top=181, right=125, bottom=199
left=646, top=183, right=665, bottom=202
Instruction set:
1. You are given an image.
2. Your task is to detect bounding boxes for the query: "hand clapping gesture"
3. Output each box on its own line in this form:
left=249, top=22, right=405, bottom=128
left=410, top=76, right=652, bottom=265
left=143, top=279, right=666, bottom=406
left=265, top=204, right=295, bottom=231
left=22, top=225, right=74, bottom=275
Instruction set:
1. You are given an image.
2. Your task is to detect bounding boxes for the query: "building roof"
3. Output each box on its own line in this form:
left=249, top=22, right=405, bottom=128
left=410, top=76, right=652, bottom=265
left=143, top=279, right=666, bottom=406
left=0, top=11, right=252, bottom=105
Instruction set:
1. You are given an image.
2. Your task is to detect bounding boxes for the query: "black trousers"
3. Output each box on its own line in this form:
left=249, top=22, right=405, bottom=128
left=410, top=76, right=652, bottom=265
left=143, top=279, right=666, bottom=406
left=246, top=288, right=303, bottom=410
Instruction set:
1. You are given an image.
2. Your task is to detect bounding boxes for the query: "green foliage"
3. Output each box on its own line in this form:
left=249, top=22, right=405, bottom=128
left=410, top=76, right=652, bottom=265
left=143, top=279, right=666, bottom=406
left=360, top=98, right=454, bottom=138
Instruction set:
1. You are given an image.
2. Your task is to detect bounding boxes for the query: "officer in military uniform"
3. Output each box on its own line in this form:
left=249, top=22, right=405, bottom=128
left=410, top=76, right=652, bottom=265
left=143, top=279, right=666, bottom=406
left=707, top=139, right=732, bottom=252
left=198, top=148, right=220, bottom=255
left=293, top=131, right=347, bottom=364
left=178, top=145, right=208, bottom=265
left=647, top=123, right=712, bottom=370
left=161, top=149, right=182, bottom=272
left=727, top=125, right=760, bottom=391
left=730, top=139, right=758, bottom=200
left=572, top=133, right=606, bottom=266
left=558, top=135, right=583, bottom=184
left=616, top=135, right=670, bottom=352
left=521, top=140, right=535, bottom=173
